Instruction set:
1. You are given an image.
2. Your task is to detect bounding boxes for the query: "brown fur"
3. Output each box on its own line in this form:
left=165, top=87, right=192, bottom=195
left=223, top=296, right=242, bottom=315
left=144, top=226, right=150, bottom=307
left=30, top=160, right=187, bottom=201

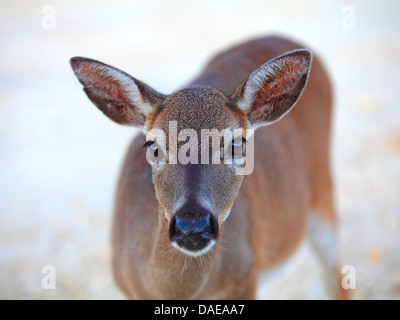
left=71, top=36, right=347, bottom=299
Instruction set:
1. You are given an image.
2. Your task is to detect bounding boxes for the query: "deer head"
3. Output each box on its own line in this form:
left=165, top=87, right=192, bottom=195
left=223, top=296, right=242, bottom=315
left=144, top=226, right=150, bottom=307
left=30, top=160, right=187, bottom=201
left=70, top=49, right=311, bottom=257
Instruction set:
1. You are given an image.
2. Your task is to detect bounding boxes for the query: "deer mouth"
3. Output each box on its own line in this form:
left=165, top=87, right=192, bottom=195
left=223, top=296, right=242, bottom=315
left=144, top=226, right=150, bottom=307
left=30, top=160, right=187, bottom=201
left=171, top=239, right=217, bottom=257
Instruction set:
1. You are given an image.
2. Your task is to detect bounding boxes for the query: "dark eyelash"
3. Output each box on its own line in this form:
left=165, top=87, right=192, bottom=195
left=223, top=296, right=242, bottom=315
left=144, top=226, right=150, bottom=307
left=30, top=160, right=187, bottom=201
left=142, top=141, right=156, bottom=148
left=232, top=137, right=247, bottom=144
left=222, top=136, right=247, bottom=146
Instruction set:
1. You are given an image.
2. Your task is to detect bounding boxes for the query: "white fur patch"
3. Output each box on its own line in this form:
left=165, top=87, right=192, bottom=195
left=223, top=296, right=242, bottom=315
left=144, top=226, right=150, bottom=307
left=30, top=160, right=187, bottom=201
left=237, top=56, right=290, bottom=112
left=221, top=207, right=232, bottom=223
left=171, top=240, right=216, bottom=257
left=258, top=239, right=307, bottom=284
left=96, top=64, right=153, bottom=116
left=308, top=213, right=337, bottom=271
left=237, top=50, right=311, bottom=128
left=77, top=62, right=153, bottom=116
left=307, top=212, right=344, bottom=297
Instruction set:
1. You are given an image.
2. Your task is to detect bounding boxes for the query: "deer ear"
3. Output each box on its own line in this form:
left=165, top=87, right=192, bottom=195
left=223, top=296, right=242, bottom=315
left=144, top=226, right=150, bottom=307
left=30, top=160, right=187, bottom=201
left=70, top=57, right=165, bottom=127
left=231, top=49, right=312, bottom=129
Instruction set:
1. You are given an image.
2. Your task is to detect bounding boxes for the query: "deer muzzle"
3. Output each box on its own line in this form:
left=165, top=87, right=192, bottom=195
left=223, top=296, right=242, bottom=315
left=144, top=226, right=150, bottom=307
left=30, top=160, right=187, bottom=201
left=168, top=208, right=219, bottom=256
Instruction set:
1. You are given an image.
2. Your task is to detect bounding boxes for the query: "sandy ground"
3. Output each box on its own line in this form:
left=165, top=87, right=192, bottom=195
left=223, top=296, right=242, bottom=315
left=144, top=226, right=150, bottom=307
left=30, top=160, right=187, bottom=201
left=0, top=0, right=399, bottom=299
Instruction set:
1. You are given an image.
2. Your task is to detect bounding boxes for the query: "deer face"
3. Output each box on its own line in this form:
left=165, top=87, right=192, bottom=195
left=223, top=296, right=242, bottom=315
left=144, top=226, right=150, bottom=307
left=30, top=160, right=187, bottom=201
left=146, top=86, right=247, bottom=255
left=70, top=49, right=311, bottom=256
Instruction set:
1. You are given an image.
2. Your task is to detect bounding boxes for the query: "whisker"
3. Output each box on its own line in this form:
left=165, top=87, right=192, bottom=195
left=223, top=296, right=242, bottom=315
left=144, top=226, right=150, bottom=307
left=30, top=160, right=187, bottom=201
left=181, top=255, right=187, bottom=275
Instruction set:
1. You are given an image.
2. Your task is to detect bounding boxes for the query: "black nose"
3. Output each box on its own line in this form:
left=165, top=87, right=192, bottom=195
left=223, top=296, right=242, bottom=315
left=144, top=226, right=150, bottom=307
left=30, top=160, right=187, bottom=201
left=169, top=209, right=218, bottom=253
left=176, top=217, right=210, bottom=234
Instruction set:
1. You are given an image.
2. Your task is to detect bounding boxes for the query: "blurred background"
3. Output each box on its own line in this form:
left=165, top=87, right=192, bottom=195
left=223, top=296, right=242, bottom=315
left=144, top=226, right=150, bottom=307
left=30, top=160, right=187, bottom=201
left=1, top=0, right=399, bottom=299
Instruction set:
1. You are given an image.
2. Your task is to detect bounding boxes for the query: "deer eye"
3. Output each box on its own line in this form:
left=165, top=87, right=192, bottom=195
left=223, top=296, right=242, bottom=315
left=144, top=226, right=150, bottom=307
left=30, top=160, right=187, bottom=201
left=143, top=140, right=160, bottom=161
left=232, top=136, right=246, bottom=158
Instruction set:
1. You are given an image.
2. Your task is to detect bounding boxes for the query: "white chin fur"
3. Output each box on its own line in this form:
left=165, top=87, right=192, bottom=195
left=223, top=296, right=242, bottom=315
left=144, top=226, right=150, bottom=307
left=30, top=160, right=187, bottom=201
left=171, top=240, right=216, bottom=257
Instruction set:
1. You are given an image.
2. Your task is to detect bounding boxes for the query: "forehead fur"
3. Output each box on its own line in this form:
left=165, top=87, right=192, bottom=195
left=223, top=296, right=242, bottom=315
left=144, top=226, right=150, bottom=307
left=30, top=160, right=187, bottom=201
left=149, top=85, right=247, bottom=132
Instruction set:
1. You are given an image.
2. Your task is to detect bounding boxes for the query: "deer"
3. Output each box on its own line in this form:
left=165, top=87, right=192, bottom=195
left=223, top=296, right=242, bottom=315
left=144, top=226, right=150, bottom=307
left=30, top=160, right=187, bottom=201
left=70, top=36, right=348, bottom=300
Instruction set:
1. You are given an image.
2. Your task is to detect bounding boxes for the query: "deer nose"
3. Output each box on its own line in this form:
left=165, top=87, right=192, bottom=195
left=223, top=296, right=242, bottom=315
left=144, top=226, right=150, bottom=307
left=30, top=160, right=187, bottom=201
left=176, top=217, right=210, bottom=234
left=169, top=210, right=218, bottom=254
